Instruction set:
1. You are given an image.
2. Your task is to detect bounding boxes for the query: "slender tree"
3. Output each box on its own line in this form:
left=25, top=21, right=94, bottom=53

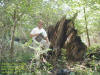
left=10, top=9, right=17, bottom=61
left=84, top=7, right=90, bottom=46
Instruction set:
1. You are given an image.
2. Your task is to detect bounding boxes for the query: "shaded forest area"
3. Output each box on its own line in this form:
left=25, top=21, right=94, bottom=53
left=0, top=0, right=100, bottom=75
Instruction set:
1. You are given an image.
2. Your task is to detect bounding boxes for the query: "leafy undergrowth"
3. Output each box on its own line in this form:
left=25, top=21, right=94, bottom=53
left=0, top=40, right=100, bottom=75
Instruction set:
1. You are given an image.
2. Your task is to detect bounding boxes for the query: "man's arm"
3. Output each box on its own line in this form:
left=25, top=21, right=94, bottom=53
left=30, top=34, right=39, bottom=38
left=45, top=37, right=49, bottom=43
left=42, top=29, right=49, bottom=43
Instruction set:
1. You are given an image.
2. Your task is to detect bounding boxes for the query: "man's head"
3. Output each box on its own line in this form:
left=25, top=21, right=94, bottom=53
left=38, top=20, right=43, bottom=29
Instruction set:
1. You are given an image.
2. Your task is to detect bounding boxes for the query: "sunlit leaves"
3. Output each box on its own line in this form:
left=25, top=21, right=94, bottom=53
left=0, top=0, right=100, bottom=42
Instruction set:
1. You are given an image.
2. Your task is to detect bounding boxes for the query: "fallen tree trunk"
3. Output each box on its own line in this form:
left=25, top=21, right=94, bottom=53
left=47, top=15, right=87, bottom=62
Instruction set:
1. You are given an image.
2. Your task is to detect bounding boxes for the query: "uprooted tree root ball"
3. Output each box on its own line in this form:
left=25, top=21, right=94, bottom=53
left=47, top=15, right=87, bottom=63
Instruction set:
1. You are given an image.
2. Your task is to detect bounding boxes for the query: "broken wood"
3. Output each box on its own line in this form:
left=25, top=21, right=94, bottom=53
left=47, top=14, right=87, bottom=62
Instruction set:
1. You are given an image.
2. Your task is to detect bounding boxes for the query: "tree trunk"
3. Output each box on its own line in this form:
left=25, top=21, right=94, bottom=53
left=10, top=10, right=17, bottom=61
left=84, top=7, right=91, bottom=47
left=47, top=14, right=87, bottom=62
left=54, top=16, right=66, bottom=57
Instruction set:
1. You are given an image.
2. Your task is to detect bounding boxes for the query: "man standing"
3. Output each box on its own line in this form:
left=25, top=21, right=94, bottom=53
left=30, top=20, right=49, bottom=47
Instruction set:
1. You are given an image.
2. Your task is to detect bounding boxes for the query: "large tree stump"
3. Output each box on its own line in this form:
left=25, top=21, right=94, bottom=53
left=47, top=15, right=87, bottom=62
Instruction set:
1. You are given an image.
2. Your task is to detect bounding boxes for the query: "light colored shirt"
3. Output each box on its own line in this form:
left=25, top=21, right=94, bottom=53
left=30, top=27, right=47, bottom=41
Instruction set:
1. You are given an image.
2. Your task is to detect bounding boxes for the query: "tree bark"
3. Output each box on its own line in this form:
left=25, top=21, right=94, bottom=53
left=47, top=14, right=87, bottom=62
left=84, top=7, right=91, bottom=47
left=10, top=9, right=17, bottom=61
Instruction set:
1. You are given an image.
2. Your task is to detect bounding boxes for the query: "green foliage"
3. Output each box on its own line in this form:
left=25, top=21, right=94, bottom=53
left=0, top=62, right=27, bottom=75
left=71, top=64, right=100, bottom=75
left=87, top=44, right=100, bottom=54
left=0, top=0, right=100, bottom=75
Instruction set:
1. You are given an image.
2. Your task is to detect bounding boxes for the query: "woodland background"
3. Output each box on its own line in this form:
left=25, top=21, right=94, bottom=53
left=0, top=0, right=100, bottom=75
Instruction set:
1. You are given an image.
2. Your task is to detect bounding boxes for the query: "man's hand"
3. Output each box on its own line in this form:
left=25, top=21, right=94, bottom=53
left=45, top=37, right=49, bottom=44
